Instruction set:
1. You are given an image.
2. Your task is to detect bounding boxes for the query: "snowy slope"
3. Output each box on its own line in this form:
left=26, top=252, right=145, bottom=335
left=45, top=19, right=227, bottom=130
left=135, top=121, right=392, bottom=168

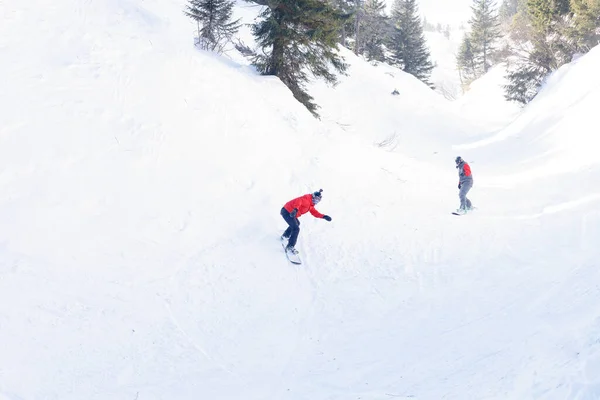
left=425, top=30, right=465, bottom=100
left=457, top=46, right=600, bottom=169
left=308, top=46, right=480, bottom=161
left=456, top=46, right=600, bottom=198
left=452, top=63, right=522, bottom=131
left=1, top=1, right=600, bottom=400
left=424, top=29, right=521, bottom=131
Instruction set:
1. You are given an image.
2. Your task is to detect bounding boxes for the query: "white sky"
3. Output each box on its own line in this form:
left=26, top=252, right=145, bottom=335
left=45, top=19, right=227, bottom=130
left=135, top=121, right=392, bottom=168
left=417, top=0, right=474, bottom=27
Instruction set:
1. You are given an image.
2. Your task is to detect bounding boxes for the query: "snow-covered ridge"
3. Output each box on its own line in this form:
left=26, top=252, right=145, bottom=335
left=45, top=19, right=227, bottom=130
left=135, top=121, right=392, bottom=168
left=457, top=45, right=600, bottom=175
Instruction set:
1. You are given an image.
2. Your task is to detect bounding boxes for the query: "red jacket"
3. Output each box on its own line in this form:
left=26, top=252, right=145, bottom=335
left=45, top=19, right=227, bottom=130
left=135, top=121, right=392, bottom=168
left=458, top=162, right=472, bottom=185
left=463, top=163, right=472, bottom=177
left=284, top=194, right=324, bottom=218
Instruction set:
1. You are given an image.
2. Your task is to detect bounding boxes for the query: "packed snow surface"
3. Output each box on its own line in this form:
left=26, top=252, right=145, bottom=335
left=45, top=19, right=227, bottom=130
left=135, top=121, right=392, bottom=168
left=1, top=0, right=599, bottom=399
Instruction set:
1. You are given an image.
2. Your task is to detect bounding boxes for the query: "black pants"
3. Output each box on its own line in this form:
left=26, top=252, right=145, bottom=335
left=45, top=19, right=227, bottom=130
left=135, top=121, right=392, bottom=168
left=281, top=207, right=300, bottom=248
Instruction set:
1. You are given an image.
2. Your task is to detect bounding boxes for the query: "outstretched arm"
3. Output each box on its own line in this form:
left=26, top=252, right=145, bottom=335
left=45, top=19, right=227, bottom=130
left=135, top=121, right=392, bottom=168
left=309, top=207, right=325, bottom=219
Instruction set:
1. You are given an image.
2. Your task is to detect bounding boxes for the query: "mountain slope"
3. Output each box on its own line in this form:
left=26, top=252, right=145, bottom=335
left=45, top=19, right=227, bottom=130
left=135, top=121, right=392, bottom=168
left=1, top=1, right=599, bottom=399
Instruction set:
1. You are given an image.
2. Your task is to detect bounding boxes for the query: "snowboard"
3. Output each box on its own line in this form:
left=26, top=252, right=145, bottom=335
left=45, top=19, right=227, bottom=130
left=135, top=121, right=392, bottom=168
left=452, top=207, right=476, bottom=216
left=281, top=237, right=302, bottom=264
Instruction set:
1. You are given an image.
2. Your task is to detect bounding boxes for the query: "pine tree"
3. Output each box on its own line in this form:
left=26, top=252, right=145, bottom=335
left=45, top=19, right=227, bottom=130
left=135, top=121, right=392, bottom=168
left=443, top=24, right=451, bottom=39
left=457, top=34, right=478, bottom=85
left=504, top=65, right=544, bottom=104
left=527, top=0, right=571, bottom=32
left=422, top=17, right=436, bottom=32
left=525, top=0, right=573, bottom=71
left=353, top=0, right=364, bottom=54
left=423, top=17, right=435, bottom=32
left=527, top=0, right=554, bottom=31
left=506, top=0, right=532, bottom=42
left=468, top=0, right=501, bottom=73
left=389, top=0, right=434, bottom=86
left=329, top=0, right=357, bottom=47
left=569, top=0, right=600, bottom=51
left=252, top=0, right=350, bottom=117
left=184, top=0, right=240, bottom=52
left=358, top=0, right=390, bottom=61
left=504, top=0, right=573, bottom=104
left=499, top=0, right=519, bottom=24
left=504, top=42, right=554, bottom=103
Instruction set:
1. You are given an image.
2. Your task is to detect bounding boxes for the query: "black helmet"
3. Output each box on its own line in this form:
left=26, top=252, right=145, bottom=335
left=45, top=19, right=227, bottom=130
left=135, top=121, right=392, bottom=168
left=455, top=156, right=463, bottom=165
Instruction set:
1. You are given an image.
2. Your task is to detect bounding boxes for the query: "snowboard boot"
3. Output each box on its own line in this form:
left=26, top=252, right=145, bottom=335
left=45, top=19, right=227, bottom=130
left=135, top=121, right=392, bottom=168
left=286, top=245, right=299, bottom=255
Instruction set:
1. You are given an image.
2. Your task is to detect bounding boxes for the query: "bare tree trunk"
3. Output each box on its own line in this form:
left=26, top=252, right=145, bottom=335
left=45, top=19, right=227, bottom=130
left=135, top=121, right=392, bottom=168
left=268, top=37, right=285, bottom=75
left=483, top=35, right=488, bottom=73
left=354, top=0, right=362, bottom=55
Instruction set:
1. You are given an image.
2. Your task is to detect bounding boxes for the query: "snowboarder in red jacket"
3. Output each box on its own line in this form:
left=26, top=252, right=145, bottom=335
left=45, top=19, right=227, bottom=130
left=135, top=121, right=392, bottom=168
left=455, top=156, right=473, bottom=213
left=281, top=189, right=332, bottom=254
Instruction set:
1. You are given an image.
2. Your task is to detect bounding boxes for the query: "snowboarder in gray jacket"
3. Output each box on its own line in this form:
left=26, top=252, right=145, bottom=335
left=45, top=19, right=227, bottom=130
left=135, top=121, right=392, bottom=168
left=455, top=156, right=473, bottom=212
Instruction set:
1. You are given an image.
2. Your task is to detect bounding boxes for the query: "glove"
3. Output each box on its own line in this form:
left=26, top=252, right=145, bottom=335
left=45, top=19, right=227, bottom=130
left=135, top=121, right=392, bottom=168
left=290, top=208, right=298, bottom=218
left=458, top=183, right=462, bottom=189
left=323, top=215, right=332, bottom=222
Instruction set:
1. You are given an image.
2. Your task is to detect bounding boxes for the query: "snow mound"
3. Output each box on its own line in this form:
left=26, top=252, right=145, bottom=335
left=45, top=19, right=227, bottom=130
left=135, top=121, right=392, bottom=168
left=457, top=45, right=600, bottom=176
left=453, top=63, right=522, bottom=131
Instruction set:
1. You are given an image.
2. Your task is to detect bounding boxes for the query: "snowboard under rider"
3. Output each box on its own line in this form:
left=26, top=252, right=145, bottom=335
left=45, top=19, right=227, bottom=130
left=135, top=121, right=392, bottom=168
left=280, top=189, right=332, bottom=254
left=455, top=156, right=473, bottom=213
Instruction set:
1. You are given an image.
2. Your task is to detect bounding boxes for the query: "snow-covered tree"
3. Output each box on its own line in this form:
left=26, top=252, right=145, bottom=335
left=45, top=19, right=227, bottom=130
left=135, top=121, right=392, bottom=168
left=184, top=0, right=240, bottom=52
left=503, top=0, right=574, bottom=104
left=469, top=0, right=501, bottom=73
left=357, top=0, right=389, bottom=61
left=499, top=0, right=519, bottom=24
left=252, top=0, right=350, bottom=116
left=389, top=0, right=434, bottom=86
left=569, top=0, right=600, bottom=51
left=457, top=34, right=478, bottom=85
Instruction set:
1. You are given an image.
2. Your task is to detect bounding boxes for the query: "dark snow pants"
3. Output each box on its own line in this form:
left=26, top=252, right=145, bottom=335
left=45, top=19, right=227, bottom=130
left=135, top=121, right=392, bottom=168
left=281, top=207, right=300, bottom=248
left=459, top=180, right=473, bottom=210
